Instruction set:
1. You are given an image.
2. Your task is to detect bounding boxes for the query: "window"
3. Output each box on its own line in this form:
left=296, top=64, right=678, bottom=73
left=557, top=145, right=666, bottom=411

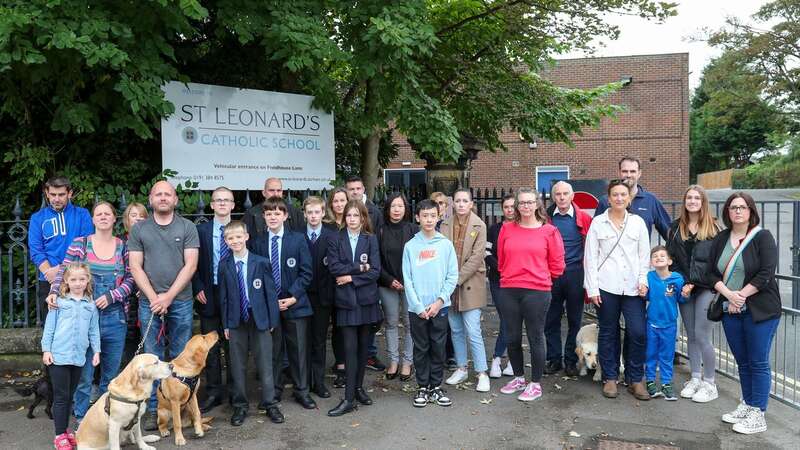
left=383, top=169, right=426, bottom=190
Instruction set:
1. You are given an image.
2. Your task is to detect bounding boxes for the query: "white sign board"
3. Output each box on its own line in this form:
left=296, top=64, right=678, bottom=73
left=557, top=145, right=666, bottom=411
left=161, top=81, right=335, bottom=190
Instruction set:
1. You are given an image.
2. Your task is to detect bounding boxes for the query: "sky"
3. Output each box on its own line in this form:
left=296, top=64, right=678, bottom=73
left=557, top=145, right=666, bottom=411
left=562, top=0, right=770, bottom=90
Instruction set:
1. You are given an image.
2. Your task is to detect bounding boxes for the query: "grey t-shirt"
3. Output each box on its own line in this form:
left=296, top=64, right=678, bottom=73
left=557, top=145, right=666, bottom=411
left=128, top=214, right=200, bottom=300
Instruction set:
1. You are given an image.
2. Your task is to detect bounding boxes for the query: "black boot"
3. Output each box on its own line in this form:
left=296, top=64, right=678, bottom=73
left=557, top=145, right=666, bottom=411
left=327, top=399, right=357, bottom=417
left=354, top=388, right=373, bottom=405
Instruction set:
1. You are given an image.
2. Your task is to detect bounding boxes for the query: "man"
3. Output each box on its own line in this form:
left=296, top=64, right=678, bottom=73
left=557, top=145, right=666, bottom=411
left=192, top=187, right=235, bottom=413
left=128, top=180, right=200, bottom=430
left=344, top=175, right=385, bottom=371
left=243, top=177, right=305, bottom=236
left=594, top=156, right=671, bottom=240
left=544, top=181, right=592, bottom=377
left=28, top=176, right=93, bottom=326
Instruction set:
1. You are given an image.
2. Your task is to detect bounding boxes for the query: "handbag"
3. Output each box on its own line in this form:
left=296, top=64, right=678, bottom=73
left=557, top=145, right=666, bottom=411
left=707, top=226, right=761, bottom=322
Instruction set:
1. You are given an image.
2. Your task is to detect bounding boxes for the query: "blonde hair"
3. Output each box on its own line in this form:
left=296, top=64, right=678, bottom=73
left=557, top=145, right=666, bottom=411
left=223, top=220, right=248, bottom=237
left=324, top=187, right=349, bottom=229
left=59, top=263, right=93, bottom=298
left=123, top=202, right=148, bottom=233
left=678, top=184, right=719, bottom=241
left=303, top=195, right=326, bottom=210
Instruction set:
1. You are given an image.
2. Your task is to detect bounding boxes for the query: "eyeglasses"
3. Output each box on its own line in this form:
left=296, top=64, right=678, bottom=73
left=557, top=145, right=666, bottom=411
left=518, top=200, right=536, bottom=207
left=728, top=205, right=749, bottom=212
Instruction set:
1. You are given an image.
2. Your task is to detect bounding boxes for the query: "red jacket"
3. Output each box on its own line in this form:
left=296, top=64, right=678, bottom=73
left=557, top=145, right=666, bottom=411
left=546, top=202, right=592, bottom=239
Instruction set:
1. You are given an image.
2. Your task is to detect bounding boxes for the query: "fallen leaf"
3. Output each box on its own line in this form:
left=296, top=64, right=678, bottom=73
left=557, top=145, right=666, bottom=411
left=366, top=389, right=374, bottom=393
left=469, top=427, right=476, bottom=432
left=554, top=384, right=563, bottom=390
left=561, top=376, right=577, bottom=381
left=256, top=420, right=264, bottom=424
left=17, top=406, right=25, bottom=411
left=569, top=431, right=581, bottom=438
left=479, top=398, right=493, bottom=405
left=351, top=423, right=360, bottom=428
left=381, top=388, right=389, bottom=393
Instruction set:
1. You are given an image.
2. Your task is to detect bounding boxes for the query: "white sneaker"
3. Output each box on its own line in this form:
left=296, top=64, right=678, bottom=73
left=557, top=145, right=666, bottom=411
left=489, top=357, right=502, bottom=378
left=502, top=361, right=514, bottom=376
left=722, top=401, right=753, bottom=424
left=732, top=408, right=767, bottom=434
left=476, top=373, right=491, bottom=392
left=692, top=381, right=718, bottom=403
left=445, top=368, right=469, bottom=385
left=680, top=378, right=702, bottom=398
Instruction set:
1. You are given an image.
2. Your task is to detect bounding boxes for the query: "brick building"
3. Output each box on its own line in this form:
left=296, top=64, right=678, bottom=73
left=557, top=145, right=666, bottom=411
left=383, top=53, right=689, bottom=202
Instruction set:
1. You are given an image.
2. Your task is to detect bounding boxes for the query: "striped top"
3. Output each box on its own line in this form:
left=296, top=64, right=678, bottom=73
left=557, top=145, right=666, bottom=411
left=49, top=236, right=134, bottom=312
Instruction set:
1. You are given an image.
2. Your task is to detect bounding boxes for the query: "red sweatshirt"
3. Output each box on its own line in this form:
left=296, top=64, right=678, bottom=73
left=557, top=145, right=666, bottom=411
left=497, top=222, right=566, bottom=290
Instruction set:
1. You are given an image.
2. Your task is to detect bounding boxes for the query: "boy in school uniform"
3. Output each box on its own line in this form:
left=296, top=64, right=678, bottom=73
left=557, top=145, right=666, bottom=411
left=250, top=197, right=316, bottom=409
left=218, top=221, right=284, bottom=426
left=303, top=196, right=337, bottom=399
left=402, top=199, right=459, bottom=408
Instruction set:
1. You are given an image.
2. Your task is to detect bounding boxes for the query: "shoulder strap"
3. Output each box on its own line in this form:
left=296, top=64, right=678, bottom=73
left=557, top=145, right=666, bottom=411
left=598, top=214, right=628, bottom=270
left=722, top=226, right=761, bottom=283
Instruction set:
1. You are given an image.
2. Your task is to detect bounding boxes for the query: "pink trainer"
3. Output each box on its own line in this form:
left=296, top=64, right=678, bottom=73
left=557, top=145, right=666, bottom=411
left=500, top=376, right=527, bottom=394
left=517, top=382, right=543, bottom=401
left=53, top=433, right=73, bottom=450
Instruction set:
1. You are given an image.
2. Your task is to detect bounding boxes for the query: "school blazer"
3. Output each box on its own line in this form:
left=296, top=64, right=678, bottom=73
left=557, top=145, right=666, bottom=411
left=306, top=224, right=337, bottom=308
left=218, top=253, right=280, bottom=331
left=327, top=229, right=380, bottom=310
left=191, top=221, right=222, bottom=318
left=249, top=230, right=313, bottom=319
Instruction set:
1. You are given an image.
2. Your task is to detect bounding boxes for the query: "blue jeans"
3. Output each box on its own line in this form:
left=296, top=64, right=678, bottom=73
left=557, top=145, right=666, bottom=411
left=545, top=267, right=585, bottom=365
left=73, top=304, right=127, bottom=419
left=596, top=290, right=646, bottom=382
left=139, top=298, right=194, bottom=411
left=489, top=281, right=508, bottom=358
left=722, top=310, right=779, bottom=411
left=645, top=323, right=677, bottom=384
left=448, top=308, right=488, bottom=372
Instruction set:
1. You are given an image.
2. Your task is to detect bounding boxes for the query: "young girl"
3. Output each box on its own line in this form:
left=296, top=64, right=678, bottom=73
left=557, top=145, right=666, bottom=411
left=326, top=200, right=382, bottom=416
left=42, top=263, right=100, bottom=450
left=323, top=187, right=350, bottom=387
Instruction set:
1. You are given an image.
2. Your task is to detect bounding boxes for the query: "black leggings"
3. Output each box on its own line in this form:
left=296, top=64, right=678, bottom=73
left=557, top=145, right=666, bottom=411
left=50, top=364, right=82, bottom=435
left=497, top=288, right=551, bottom=382
left=340, top=324, right=371, bottom=402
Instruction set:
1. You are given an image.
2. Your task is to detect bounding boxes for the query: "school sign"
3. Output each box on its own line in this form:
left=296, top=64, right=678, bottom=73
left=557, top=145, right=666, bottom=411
left=161, top=81, right=335, bottom=190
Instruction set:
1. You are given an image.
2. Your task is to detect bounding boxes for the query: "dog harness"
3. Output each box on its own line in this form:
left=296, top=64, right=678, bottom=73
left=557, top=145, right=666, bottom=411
left=158, top=372, right=200, bottom=407
left=104, top=393, right=146, bottom=431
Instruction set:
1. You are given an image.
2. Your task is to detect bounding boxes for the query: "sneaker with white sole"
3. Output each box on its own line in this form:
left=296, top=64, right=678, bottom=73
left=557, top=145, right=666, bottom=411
left=445, top=368, right=468, bottom=385
left=500, top=376, right=527, bottom=394
left=732, top=407, right=767, bottom=434
left=517, top=382, right=542, bottom=401
left=489, top=357, right=502, bottom=378
left=680, top=378, right=702, bottom=398
left=476, top=373, right=491, bottom=392
left=691, top=381, right=718, bottom=403
left=722, top=401, right=752, bottom=424
left=413, top=387, right=428, bottom=408
left=429, top=386, right=452, bottom=406
left=502, top=361, right=514, bottom=376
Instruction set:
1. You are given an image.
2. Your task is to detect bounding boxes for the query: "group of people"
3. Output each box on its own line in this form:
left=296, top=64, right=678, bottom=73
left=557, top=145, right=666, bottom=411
left=31, top=156, right=782, bottom=449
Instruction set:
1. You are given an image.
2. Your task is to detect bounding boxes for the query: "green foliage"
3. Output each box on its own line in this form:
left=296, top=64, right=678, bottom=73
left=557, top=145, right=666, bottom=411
left=732, top=135, right=800, bottom=188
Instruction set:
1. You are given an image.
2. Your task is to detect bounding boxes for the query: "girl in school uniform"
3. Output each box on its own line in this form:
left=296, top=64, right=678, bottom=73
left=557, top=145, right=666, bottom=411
left=326, top=200, right=383, bottom=416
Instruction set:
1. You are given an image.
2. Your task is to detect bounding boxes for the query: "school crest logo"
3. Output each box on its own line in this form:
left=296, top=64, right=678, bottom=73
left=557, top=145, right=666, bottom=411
left=323, top=256, right=328, bottom=266
left=287, top=257, right=297, bottom=268
left=359, top=253, right=368, bottom=263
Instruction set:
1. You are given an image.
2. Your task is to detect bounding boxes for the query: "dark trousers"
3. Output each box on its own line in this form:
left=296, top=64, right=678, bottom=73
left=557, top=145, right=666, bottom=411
left=497, top=288, right=551, bottom=382
left=545, top=267, right=585, bottom=366
left=200, top=314, right=231, bottom=399
left=596, top=290, right=646, bottom=382
left=229, top=318, right=275, bottom=408
left=50, top=364, right=81, bottom=435
left=309, top=302, right=335, bottom=391
left=38, top=280, right=51, bottom=327
left=409, top=312, right=448, bottom=388
left=341, top=324, right=370, bottom=402
left=272, top=316, right=310, bottom=399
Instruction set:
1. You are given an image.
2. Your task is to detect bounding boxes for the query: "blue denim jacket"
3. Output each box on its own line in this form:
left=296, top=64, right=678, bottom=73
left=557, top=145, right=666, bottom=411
left=41, top=296, right=100, bottom=366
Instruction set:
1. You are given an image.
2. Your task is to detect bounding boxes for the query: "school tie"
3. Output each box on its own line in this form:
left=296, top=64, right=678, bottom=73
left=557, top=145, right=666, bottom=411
left=310, top=231, right=317, bottom=244
left=236, top=261, right=249, bottom=322
left=271, top=235, right=281, bottom=294
left=219, top=225, right=231, bottom=261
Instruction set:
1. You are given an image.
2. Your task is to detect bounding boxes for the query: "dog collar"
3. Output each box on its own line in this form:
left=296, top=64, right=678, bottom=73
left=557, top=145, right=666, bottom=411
left=104, top=393, right=146, bottom=431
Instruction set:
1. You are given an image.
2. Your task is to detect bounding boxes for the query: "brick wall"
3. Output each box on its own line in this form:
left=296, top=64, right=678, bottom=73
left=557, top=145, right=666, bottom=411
left=386, top=53, right=690, bottom=202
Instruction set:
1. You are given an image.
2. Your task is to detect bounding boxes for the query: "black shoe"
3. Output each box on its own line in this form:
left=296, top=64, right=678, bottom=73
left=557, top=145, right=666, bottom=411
left=266, top=406, right=285, bottom=424
left=354, top=388, right=373, bottom=405
left=230, top=408, right=247, bottom=426
left=294, top=394, right=317, bottom=410
left=333, top=372, right=346, bottom=388
left=312, top=386, right=331, bottom=398
left=564, top=363, right=579, bottom=377
left=544, top=360, right=563, bottom=375
left=327, top=399, right=357, bottom=417
left=200, top=395, right=222, bottom=414
left=445, top=358, right=457, bottom=370
left=366, top=357, right=386, bottom=372
left=142, top=410, right=158, bottom=431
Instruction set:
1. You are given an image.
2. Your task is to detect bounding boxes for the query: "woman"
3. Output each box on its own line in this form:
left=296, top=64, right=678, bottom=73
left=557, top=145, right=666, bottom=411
left=325, top=187, right=349, bottom=229
left=709, top=192, right=780, bottom=435
left=377, top=193, right=418, bottom=380
left=666, top=185, right=719, bottom=403
left=486, top=193, right=516, bottom=378
left=46, top=201, right=134, bottom=422
left=584, top=180, right=650, bottom=400
left=441, top=189, right=491, bottom=392
left=327, top=200, right=383, bottom=416
left=496, top=188, right=564, bottom=401
left=119, top=202, right=148, bottom=370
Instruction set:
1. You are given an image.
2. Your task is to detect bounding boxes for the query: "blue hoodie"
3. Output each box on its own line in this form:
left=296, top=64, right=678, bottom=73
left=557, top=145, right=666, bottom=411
left=646, top=270, right=687, bottom=328
left=28, top=202, right=94, bottom=280
left=402, top=231, right=459, bottom=315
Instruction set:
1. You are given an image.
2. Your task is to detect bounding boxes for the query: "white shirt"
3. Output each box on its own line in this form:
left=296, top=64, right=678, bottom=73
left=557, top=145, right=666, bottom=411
left=552, top=205, right=574, bottom=217
left=583, top=210, right=650, bottom=297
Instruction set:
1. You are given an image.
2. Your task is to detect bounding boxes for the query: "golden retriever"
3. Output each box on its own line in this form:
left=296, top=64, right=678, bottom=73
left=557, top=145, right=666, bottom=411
left=76, top=353, right=173, bottom=450
left=576, top=323, right=625, bottom=382
left=157, top=331, right=218, bottom=446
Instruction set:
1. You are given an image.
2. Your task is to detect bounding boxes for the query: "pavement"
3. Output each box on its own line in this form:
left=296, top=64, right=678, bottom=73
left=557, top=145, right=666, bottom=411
left=1, top=307, right=799, bottom=449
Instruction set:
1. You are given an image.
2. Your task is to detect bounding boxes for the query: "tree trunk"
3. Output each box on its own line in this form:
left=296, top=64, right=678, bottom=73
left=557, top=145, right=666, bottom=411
left=360, top=128, right=381, bottom=201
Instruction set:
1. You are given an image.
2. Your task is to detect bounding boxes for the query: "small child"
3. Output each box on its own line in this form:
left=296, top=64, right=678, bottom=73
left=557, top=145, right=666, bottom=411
left=645, top=246, right=688, bottom=401
left=41, top=262, right=100, bottom=450
left=402, top=199, right=459, bottom=408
